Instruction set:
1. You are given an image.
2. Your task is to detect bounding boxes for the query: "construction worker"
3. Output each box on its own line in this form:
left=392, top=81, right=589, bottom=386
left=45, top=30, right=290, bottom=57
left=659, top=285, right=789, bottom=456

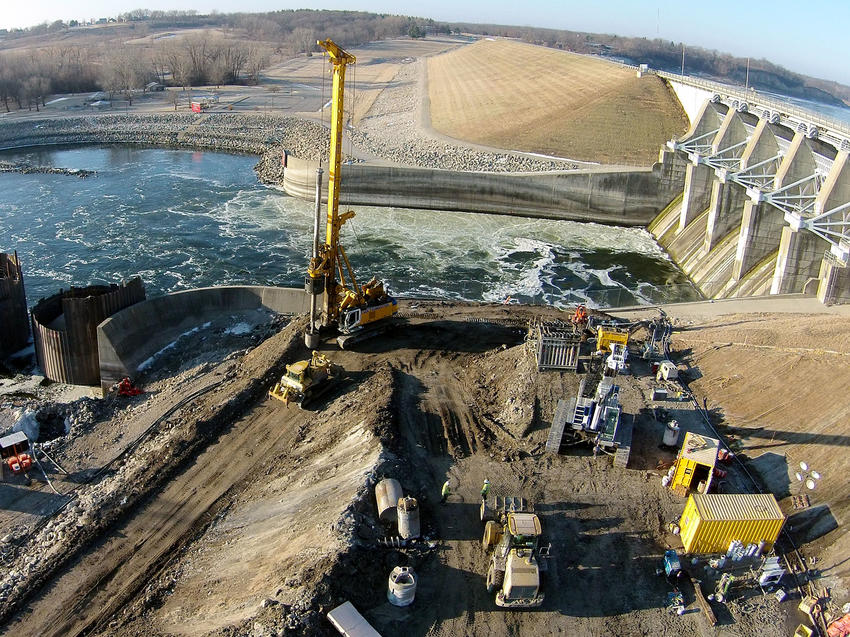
left=440, top=480, right=451, bottom=504
left=481, top=478, right=491, bottom=502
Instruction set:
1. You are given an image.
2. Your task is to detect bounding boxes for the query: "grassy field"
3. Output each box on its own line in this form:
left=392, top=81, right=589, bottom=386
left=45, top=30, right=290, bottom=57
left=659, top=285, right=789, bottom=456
left=427, top=39, right=689, bottom=165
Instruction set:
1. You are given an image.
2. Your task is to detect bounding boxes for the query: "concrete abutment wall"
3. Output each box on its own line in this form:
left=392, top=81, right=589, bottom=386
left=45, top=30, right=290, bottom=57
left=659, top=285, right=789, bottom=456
left=282, top=156, right=684, bottom=227
left=97, top=286, right=313, bottom=392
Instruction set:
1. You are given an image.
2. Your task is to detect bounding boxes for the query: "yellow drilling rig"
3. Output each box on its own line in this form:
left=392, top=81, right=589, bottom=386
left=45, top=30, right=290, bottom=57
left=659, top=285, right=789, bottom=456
left=304, top=39, right=398, bottom=349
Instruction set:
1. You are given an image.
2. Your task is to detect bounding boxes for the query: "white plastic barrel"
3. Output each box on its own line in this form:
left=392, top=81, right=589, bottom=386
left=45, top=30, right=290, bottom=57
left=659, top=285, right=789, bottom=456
left=663, top=420, right=681, bottom=446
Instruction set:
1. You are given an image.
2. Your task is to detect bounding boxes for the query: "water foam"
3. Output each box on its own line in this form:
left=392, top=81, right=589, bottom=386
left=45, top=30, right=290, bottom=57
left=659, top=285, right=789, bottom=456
left=1, top=146, right=695, bottom=307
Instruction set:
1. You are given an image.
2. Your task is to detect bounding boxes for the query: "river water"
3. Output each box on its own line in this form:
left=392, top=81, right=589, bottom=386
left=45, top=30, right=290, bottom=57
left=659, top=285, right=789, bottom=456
left=0, top=145, right=699, bottom=309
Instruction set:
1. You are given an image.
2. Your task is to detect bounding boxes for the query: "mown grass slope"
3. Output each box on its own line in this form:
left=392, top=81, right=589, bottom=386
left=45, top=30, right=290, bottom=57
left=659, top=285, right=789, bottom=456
left=427, top=38, right=689, bottom=165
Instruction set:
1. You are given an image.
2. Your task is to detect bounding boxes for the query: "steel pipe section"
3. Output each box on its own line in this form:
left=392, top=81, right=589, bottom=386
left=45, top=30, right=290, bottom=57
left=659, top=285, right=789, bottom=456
left=0, top=253, right=30, bottom=358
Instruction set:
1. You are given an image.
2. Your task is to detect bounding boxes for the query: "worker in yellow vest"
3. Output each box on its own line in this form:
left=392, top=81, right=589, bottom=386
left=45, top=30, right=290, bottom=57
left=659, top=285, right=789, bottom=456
left=481, top=478, right=491, bottom=501
left=440, top=480, right=451, bottom=504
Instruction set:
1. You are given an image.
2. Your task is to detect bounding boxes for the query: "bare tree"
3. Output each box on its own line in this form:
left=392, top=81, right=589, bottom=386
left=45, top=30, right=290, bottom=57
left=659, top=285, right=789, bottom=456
left=101, top=49, right=145, bottom=103
left=160, top=40, right=192, bottom=89
left=245, top=46, right=270, bottom=85
left=219, top=41, right=248, bottom=83
left=290, top=27, right=315, bottom=55
left=0, top=55, right=14, bottom=112
left=183, top=34, right=211, bottom=85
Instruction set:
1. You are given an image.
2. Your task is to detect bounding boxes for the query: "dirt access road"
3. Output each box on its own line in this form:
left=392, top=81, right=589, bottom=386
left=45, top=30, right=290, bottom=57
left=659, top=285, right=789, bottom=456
left=4, top=300, right=792, bottom=636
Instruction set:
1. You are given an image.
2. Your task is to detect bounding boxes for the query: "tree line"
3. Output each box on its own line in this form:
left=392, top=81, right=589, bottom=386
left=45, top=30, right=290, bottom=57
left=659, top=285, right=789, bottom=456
left=0, top=8, right=842, bottom=112
left=0, top=9, right=445, bottom=112
left=454, top=22, right=849, bottom=106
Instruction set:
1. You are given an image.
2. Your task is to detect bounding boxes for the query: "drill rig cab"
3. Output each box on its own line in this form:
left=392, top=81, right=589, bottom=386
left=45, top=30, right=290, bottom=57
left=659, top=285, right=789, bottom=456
left=304, top=40, right=398, bottom=350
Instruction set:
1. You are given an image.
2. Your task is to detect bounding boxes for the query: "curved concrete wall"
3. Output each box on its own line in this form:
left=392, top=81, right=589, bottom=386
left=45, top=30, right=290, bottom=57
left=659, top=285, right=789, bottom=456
left=97, top=286, right=312, bottom=391
left=283, top=156, right=683, bottom=227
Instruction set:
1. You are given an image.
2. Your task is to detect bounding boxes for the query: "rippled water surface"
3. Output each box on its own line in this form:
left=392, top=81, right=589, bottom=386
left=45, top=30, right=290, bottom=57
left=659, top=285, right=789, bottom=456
left=0, top=146, right=698, bottom=308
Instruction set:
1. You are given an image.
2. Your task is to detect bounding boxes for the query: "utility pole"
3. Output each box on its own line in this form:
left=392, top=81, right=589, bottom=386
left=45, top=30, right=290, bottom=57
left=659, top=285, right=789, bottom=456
left=745, top=57, right=750, bottom=91
left=681, top=44, right=685, bottom=76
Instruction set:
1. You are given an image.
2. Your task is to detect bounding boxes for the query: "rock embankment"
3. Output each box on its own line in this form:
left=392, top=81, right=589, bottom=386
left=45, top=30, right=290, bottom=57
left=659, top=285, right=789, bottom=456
left=1, top=96, right=580, bottom=191
left=0, top=161, right=94, bottom=178
left=0, top=113, right=328, bottom=158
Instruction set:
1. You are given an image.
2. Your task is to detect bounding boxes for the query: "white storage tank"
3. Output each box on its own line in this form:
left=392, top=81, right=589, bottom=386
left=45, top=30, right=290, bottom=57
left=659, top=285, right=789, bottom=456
left=663, top=420, right=681, bottom=446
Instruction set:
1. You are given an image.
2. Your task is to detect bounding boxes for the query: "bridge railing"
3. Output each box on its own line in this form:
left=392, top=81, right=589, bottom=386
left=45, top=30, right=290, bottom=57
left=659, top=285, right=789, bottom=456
left=657, top=70, right=850, bottom=137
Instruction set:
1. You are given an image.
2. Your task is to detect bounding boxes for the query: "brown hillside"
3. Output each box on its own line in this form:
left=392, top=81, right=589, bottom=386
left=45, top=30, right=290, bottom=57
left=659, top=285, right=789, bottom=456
left=427, top=39, right=689, bottom=165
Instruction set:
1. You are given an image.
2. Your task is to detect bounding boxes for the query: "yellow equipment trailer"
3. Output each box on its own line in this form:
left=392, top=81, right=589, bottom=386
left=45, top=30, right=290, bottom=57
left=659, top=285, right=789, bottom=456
left=679, top=493, right=785, bottom=554
left=669, top=432, right=719, bottom=497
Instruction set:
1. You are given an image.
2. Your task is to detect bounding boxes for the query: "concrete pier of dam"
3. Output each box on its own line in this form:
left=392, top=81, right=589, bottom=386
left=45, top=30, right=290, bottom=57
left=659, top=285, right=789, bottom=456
left=650, top=95, right=850, bottom=304
left=281, top=156, right=685, bottom=227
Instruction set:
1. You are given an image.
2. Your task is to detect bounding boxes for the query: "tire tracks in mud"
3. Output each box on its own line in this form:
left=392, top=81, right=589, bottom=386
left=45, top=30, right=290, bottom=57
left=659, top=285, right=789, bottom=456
left=7, top=400, right=306, bottom=637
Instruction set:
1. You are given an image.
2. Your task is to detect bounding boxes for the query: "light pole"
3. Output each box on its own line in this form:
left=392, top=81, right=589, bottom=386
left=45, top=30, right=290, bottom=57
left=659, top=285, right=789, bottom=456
left=794, top=461, right=821, bottom=493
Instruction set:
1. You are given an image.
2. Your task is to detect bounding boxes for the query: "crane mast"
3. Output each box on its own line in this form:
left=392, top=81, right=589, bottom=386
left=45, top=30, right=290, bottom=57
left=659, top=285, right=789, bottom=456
left=305, top=39, right=397, bottom=348
left=310, top=38, right=355, bottom=326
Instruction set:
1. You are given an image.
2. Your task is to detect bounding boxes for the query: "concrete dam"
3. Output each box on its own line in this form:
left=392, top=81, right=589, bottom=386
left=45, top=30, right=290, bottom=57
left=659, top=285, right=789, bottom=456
left=283, top=73, right=850, bottom=305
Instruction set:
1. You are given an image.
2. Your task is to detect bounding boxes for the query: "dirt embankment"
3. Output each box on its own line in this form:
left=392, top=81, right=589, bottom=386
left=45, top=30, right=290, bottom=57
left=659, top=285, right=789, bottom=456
left=4, top=302, right=837, bottom=637
left=427, top=38, right=690, bottom=165
left=674, top=313, right=850, bottom=601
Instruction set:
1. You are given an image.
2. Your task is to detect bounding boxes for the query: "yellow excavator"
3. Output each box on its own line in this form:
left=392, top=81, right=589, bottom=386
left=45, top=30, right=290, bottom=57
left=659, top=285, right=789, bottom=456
left=304, top=39, right=398, bottom=349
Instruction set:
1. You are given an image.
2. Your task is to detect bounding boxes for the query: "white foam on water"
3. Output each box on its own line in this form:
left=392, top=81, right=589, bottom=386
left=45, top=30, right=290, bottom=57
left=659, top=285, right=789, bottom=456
left=4, top=148, right=694, bottom=306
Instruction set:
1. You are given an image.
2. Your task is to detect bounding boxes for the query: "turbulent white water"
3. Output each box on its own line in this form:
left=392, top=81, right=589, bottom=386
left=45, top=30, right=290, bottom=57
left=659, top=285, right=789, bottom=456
left=0, top=145, right=698, bottom=308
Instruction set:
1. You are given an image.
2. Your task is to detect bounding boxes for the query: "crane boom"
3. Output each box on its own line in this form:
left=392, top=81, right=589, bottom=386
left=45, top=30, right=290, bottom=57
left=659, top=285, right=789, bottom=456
left=316, top=38, right=356, bottom=322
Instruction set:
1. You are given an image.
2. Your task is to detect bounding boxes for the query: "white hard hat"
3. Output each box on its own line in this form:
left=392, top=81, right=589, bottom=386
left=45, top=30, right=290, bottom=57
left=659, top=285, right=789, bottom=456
left=484, top=479, right=490, bottom=484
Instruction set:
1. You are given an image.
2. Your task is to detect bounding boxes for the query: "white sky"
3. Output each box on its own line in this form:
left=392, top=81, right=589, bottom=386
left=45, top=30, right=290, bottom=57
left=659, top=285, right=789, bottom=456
left=3, top=0, right=849, bottom=86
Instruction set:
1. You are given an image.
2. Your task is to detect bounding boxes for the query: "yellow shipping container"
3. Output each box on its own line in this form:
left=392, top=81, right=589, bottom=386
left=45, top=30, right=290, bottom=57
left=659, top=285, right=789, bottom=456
left=679, top=493, right=785, bottom=555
